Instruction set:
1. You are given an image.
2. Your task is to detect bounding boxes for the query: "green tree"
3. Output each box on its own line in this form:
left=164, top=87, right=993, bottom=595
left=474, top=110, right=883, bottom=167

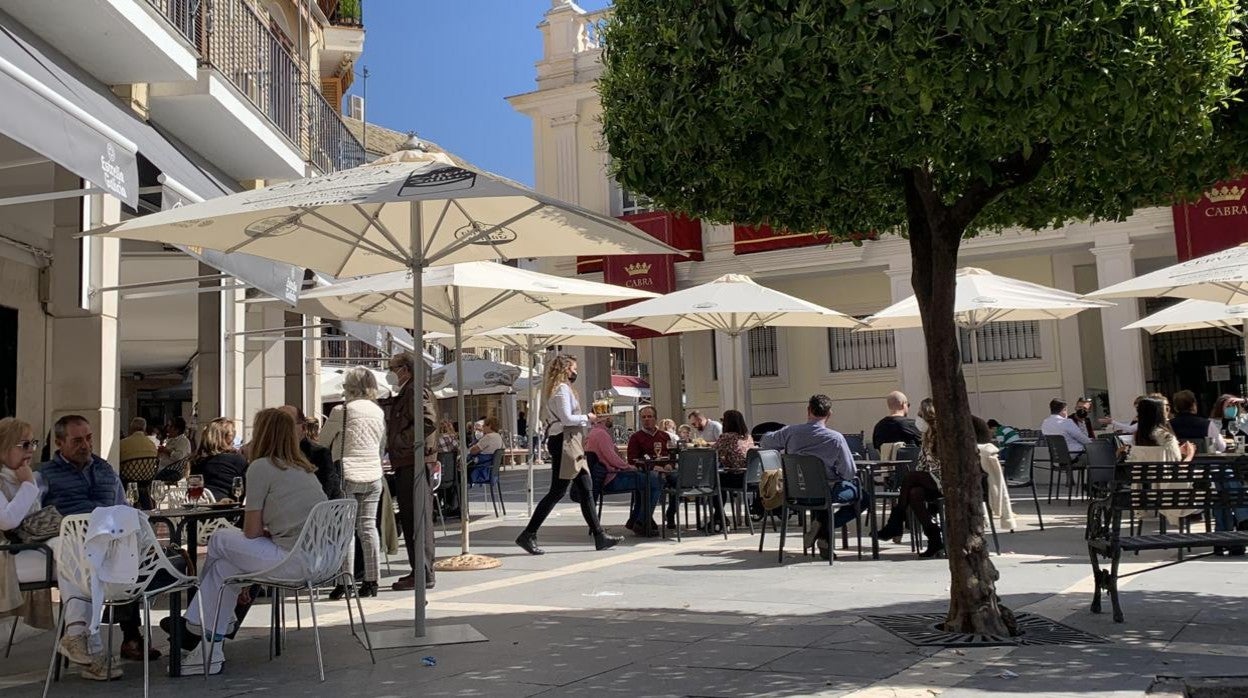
left=600, top=0, right=1248, bottom=635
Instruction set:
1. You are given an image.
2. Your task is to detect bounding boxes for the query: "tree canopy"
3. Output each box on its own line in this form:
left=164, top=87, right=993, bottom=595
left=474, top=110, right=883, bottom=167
left=600, top=0, right=1248, bottom=238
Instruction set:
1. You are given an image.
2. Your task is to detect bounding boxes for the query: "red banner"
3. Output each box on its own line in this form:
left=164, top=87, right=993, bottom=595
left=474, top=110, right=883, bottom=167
left=578, top=211, right=701, bottom=274
left=733, top=224, right=824, bottom=255
left=602, top=253, right=675, bottom=340
left=1173, top=176, right=1248, bottom=261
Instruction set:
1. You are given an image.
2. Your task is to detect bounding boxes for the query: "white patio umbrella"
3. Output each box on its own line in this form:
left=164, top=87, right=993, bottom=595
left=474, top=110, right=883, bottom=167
left=320, top=365, right=396, bottom=402
left=298, top=262, right=658, bottom=553
left=429, top=356, right=529, bottom=399
left=86, top=140, right=677, bottom=646
left=1123, top=299, right=1248, bottom=335
left=863, top=267, right=1111, bottom=409
left=1088, top=243, right=1248, bottom=382
left=592, top=274, right=862, bottom=424
left=457, top=310, right=634, bottom=515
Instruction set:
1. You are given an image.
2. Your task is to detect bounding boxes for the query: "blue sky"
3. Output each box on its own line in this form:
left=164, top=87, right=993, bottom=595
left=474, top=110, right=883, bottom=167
left=349, top=1, right=611, bottom=186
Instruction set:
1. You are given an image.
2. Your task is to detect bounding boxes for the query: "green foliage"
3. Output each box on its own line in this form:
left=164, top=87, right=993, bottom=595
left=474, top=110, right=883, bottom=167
left=599, top=0, right=1248, bottom=238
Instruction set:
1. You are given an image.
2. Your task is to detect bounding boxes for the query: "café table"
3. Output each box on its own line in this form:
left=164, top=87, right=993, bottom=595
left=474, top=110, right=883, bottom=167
left=854, top=460, right=911, bottom=560
left=629, top=455, right=676, bottom=534
left=148, top=504, right=244, bottom=677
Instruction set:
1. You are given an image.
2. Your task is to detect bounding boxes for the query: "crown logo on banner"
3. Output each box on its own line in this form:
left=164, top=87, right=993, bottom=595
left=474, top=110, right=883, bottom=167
left=1206, top=185, right=1246, bottom=203
left=625, top=261, right=652, bottom=277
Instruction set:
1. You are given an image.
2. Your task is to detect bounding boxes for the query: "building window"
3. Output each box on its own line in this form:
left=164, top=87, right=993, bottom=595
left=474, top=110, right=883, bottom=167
left=959, top=321, right=1041, bottom=362
left=612, top=180, right=655, bottom=216
left=748, top=326, right=779, bottom=377
left=828, top=325, right=897, bottom=372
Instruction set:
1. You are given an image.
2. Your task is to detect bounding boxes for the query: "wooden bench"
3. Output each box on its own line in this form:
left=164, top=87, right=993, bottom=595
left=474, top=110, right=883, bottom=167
left=1085, top=459, right=1248, bottom=622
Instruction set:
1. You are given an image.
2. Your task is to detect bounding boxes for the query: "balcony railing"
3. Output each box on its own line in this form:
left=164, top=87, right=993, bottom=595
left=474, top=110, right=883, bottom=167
left=146, top=0, right=366, bottom=173
left=614, top=359, right=650, bottom=381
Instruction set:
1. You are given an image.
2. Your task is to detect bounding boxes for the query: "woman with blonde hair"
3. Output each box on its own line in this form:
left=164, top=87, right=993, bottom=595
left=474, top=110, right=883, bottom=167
left=177, top=408, right=326, bottom=674
left=876, top=400, right=945, bottom=557
left=319, top=366, right=386, bottom=599
left=515, top=354, right=621, bottom=555
left=0, top=418, right=119, bottom=680
left=192, top=418, right=247, bottom=501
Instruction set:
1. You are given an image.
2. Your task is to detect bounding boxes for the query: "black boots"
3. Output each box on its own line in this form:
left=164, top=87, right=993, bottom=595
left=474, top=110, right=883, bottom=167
left=594, top=531, right=622, bottom=551
left=515, top=531, right=544, bottom=555
left=919, top=536, right=945, bottom=558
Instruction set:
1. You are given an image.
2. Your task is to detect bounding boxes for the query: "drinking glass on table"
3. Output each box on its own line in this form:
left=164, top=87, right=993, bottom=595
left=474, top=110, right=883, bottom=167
left=150, top=481, right=167, bottom=509
left=186, top=474, right=205, bottom=506
left=125, top=482, right=140, bottom=507
left=653, top=440, right=665, bottom=459
left=231, top=476, right=245, bottom=502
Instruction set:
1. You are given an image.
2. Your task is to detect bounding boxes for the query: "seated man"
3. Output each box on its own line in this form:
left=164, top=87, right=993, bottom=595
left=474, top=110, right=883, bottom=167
left=1040, top=398, right=1092, bottom=459
left=467, top=416, right=505, bottom=482
left=587, top=415, right=662, bottom=536
left=627, top=406, right=678, bottom=527
left=870, top=391, right=923, bottom=449
left=40, top=414, right=159, bottom=664
left=760, top=394, right=867, bottom=560
left=157, top=416, right=192, bottom=476
left=119, top=417, right=157, bottom=462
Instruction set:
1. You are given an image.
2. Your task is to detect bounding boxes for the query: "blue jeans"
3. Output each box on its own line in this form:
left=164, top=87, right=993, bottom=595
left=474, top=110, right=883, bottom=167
left=1214, top=478, right=1248, bottom=532
left=603, top=470, right=663, bottom=523
left=813, top=480, right=868, bottom=532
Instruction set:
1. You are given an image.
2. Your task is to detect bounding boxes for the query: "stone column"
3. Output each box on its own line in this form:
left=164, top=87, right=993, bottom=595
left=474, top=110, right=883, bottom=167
left=649, top=335, right=684, bottom=424
left=715, top=331, right=752, bottom=426
left=193, top=264, right=245, bottom=432
left=886, top=261, right=931, bottom=406
left=46, top=173, right=121, bottom=462
left=1051, top=253, right=1087, bottom=407
left=242, top=302, right=290, bottom=441
left=1092, top=235, right=1145, bottom=420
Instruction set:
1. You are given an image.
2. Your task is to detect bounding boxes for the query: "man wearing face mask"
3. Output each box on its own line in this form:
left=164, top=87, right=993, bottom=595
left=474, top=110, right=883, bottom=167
left=1070, top=397, right=1096, bottom=439
left=381, top=351, right=439, bottom=591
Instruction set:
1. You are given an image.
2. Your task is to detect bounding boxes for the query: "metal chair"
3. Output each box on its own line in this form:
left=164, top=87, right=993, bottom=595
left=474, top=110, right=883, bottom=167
left=1040, top=435, right=1087, bottom=505
left=1001, top=442, right=1044, bottom=530
left=44, top=512, right=207, bottom=698
left=661, top=448, right=727, bottom=542
left=206, top=500, right=375, bottom=683
left=434, top=451, right=454, bottom=532
left=3, top=540, right=55, bottom=657
left=723, top=448, right=766, bottom=534
left=759, top=454, right=833, bottom=565
left=843, top=432, right=867, bottom=458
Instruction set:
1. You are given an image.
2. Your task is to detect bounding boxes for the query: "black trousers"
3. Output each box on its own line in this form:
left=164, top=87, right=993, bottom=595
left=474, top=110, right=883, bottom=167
left=883, top=471, right=943, bottom=541
left=396, top=465, right=436, bottom=584
left=522, top=433, right=603, bottom=536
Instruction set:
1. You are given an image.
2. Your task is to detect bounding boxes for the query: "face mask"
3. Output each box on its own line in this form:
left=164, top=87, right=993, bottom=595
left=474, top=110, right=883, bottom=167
left=568, top=371, right=578, bottom=384
left=1226, top=407, right=1239, bottom=419
left=386, top=371, right=399, bottom=386
left=1075, top=409, right=1088, bottom=419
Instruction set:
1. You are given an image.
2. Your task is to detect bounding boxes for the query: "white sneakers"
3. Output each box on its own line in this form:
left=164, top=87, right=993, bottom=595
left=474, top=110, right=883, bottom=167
left=180, top=641, right=224, bottom=676
left=57, top=633, right=93, bottom=665
left=79, top=655, right=123, bottom=681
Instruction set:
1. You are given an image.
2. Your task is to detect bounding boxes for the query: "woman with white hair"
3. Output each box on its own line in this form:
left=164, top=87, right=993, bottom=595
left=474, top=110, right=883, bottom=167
left=319, top=367, right=386, bottom=598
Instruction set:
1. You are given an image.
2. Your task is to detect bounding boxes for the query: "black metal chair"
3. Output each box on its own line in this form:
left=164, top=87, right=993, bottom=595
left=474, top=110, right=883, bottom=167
left=1001, top=441, right=1044, bottom=530
left=661, top=448, right=727, bottom=542
left=3, top=541, right=55, bottom=657
left=433, top=451, right=455, bottom=534
left=843, top=432, right=866, bottom=458
left=751, top=422, right=786, bottom=445
left=1040, top=435, right=1087, bottom=505
left=723, top=448, right=766, bottom=534
left=759, top=454, right=837, bottom=565
left=754, top=448, right=784, bottom=531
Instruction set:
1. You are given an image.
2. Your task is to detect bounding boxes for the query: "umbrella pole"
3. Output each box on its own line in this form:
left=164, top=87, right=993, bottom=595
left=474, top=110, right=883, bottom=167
left=455, top=293, right=471, bottom=555
left=1242, top=319, right=1248, bottom=397
left=526, top=337, right=536, bottom=517
left=367, top=203, right=486, bottom=650
left=970, top=326, right=984, bottom=414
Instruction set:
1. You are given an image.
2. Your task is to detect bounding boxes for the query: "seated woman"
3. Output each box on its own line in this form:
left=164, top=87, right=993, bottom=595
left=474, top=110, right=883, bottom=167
left=712, top=410, right=754, bottom=529
left=467, top=417, right=505, bottom=483
left=876, top=405, right=944, bottom=557
left=191, top=418, right=248, bottom=501
left=179, top=408, right=327, bottom=675
left=975, top=416, right=1016, bottom=532
left=0, top=417, right=119, bottom=680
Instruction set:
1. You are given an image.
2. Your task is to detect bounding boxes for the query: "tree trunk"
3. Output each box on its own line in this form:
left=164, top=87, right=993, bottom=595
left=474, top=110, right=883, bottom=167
left=903, top=169, right=1016, bottom=637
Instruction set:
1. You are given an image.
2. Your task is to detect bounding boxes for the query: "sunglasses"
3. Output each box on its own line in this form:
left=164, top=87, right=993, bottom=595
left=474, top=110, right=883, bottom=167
left=17, top=439, right=39, bottom=451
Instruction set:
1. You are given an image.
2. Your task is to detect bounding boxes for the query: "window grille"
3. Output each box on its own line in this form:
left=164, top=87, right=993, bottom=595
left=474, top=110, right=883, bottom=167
left=959, top=321, right=1041, bottom=362
left=828, top=326, right=897, bottom=372
left=748, top=326, right=779, bottom=377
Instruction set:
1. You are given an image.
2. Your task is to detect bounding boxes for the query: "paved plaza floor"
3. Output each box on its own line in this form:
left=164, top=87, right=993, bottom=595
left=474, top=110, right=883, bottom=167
left=4, top=467, right=1248, bottom=697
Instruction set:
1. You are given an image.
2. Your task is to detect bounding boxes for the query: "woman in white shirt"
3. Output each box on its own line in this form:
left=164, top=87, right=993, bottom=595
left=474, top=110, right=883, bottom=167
left=0, top=418, right=118, bottom=680
left=515, top=355, right=621, bottom=555
left=319, top=367, right=386, bottom=600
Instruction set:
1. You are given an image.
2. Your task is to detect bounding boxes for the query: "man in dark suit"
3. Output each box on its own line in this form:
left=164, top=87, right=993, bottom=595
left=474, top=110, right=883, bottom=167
left=279, top=405, right=341, bottom=500
left=381, top=351, right=439, bottom=591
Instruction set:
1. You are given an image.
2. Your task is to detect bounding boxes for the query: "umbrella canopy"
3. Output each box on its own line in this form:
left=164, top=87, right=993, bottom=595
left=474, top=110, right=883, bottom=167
left=459, top=310, right=633, bottom=351
left=297, top=262, right=660, bottom=335
left=592, top=273, right=861, bottom=424
left=1123, top=299, right=1248, bottom=335
left=590, top=273, right=862, bottom=334
left=430, top=356, right=531, bottom=399
left=1086, top=242, right=1248, bottom=305
left=88, top=148, right=678, bottom=275
left=864, top=267, right=1112, bottom=330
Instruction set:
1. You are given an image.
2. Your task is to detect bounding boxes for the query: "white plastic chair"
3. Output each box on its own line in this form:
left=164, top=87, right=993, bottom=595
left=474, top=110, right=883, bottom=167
left=206, top=499, right=375, bottom=681
left=43, top=513, right=208, bottom=698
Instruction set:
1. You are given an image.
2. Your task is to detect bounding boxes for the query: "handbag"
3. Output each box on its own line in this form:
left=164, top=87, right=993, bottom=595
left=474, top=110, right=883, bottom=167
left=6, top=505, right=62, bottom=544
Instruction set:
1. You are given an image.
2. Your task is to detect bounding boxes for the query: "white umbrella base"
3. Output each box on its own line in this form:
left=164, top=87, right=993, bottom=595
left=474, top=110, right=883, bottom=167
left=367, top=623, right=488, bottom=650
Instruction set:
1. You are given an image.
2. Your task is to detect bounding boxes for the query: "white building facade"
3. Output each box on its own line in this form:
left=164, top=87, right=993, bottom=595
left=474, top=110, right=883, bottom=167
left=509, top=1, right=1230, bottom=437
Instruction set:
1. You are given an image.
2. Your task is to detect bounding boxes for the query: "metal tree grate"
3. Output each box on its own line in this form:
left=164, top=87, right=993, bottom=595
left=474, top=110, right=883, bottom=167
left=865, top=612, right=1110, bottom=648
